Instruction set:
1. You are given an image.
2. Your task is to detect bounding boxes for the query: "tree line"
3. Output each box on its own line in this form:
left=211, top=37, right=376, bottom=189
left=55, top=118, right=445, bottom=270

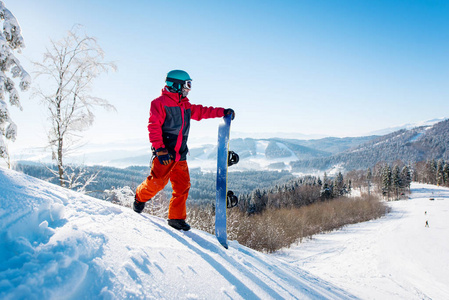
left=187, top=170, right=387, bottom=253
left=236, top=172, right=352, bottom=215
left=346, top=158, right=449, bottom=200
left=414, top=159, right=449, bottom=187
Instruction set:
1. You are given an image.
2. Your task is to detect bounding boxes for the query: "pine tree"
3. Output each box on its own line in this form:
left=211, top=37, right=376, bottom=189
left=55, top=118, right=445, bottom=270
left=443, top=163, right=449, bottom=187
left=392, top=165, right=401, bottom=200
left=320, top=172, right=332, bottom=200
left=0, top=2, right=31, bottom=165
left=400, top=165, right=412, bottom=191
left=382, top=164, right=392, bottom=200
left=436, top=159, right=445, bottom=186
left=426, top=159, right=437, bottom=184
left=366, top=168, right=372, bottom=199
left=334, top=172, right=345, bottom=197
left=249, top=189, right=262, bottom=214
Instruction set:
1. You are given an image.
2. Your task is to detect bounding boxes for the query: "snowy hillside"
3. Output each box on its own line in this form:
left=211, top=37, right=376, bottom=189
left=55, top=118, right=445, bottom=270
left=2, top=168, right=448, bottom=299
left=275, top=183, right=449, bottom=299
left=0, top=168, right=353, bottom=299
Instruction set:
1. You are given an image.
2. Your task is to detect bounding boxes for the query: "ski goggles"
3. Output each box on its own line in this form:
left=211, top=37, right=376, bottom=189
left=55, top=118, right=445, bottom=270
left=166, top=77, right=192, bottom=90
left=184, top=80, right=192, bottom=90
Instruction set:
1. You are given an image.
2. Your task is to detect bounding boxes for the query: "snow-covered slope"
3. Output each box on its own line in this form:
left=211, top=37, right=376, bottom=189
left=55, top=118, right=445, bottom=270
left=275, top=183, right=449, bottom=299
left=0, top=168, right=353, bottom=299
left=3, top=167, right=448, bottom=299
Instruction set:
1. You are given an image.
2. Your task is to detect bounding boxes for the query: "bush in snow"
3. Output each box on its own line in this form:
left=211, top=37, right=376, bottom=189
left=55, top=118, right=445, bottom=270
left=104, top=186, right=135, bottom=207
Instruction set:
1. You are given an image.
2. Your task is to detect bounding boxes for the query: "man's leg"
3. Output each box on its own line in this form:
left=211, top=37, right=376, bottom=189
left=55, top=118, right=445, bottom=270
left=134, top=159, right=174, bottom=212
left=167, top=161, right=191, bottom=221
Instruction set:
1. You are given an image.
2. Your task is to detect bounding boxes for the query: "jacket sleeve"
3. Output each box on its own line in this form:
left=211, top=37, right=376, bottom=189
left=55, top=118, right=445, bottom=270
left=148, top=99, right=166, bottom=150
left=190, top=104, right=225, bottom=121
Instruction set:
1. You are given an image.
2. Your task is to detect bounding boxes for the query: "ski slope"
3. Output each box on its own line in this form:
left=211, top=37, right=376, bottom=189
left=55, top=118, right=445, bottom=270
left=0, top=168, right=353, bottom=299
left=1, top=168, right=448, bottom=299
left=275, top=183, right=449, bottom=299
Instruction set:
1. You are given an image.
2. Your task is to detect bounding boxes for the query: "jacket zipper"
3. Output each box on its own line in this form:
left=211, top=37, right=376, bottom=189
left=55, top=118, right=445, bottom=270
left=175, top=96, right=185, bottom=161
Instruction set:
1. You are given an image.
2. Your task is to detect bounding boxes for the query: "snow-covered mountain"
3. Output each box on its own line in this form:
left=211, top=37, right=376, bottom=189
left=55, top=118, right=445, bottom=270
left=367, top=117, right=447, bottom=136
left=2, top=167, right=449, bottom=299
left=187, top=137, right=376, bottom=172
left=292, top=118, right=449, bottom=172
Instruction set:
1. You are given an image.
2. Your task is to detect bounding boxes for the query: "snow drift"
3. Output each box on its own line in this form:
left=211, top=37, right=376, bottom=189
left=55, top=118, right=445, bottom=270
left=0, top=168, right=353, bottom=299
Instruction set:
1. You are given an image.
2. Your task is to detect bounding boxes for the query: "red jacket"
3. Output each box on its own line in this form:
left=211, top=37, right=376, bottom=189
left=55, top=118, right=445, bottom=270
left=148, top=88, right=225, bottom=161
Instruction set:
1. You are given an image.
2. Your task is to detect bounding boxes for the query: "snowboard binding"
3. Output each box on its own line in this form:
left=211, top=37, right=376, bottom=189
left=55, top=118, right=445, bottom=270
left=226, top=190, right=238, bottom=208
left=228, top=151, right=239, bottom=166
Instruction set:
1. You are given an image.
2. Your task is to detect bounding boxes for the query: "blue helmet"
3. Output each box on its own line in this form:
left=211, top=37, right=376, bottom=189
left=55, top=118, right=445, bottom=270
left=166, top=70, right=192, bottom=93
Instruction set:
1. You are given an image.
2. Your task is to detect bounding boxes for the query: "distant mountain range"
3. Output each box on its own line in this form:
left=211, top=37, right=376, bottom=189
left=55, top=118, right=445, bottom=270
left=291, top=118, right=449, bottom=172
left=366, top=118, right=446, bottom=136
left=182, top=118, right=449, bottom=173
left=11, top=118, right=449, bottom=174
left=185, top=135, right=378, bottom=172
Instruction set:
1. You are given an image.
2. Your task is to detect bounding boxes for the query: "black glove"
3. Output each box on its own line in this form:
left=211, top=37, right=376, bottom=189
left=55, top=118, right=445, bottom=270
left=156, top=148, right=172, bottom=165
left=224, top=108, right=235, bottom=120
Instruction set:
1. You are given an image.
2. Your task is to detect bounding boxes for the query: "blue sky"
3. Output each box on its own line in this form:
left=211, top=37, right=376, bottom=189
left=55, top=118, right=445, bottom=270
left=6, top=0, right=449, bottom=150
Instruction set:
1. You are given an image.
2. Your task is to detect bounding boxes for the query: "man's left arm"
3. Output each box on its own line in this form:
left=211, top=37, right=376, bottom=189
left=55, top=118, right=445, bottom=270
left=190, top=104, right=235, bottom=121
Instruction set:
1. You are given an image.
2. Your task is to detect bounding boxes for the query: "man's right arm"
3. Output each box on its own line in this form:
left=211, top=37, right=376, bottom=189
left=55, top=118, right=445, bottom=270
left=148, top=99, right=166, bottom=150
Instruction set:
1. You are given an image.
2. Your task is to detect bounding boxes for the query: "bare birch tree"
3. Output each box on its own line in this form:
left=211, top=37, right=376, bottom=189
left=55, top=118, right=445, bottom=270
left=33, top=28, right=116, bottom=187
left=0, top=1, right=31, bottom=167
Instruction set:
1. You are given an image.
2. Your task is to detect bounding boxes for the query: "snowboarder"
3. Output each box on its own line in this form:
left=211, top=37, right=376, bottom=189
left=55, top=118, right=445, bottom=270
left=133, top=70, right=235, bottom=231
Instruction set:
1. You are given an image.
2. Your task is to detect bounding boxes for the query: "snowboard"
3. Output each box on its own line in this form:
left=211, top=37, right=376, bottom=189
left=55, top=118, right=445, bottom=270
left=215, top=114, right=239, bottom=249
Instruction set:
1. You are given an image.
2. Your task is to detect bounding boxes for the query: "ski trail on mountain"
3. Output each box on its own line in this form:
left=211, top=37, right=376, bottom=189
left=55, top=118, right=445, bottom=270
left=274, top=183, right=449, bottom=300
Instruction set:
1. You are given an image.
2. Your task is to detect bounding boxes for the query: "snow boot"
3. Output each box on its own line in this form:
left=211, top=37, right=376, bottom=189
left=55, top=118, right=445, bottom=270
left=168, top=219, right=191, bottom=231
left=133, top=196, right=146, bottom=213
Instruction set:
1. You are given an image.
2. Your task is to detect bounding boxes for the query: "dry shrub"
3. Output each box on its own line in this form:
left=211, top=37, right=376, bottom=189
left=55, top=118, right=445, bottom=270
left=186, top=194, right=389, bottom=253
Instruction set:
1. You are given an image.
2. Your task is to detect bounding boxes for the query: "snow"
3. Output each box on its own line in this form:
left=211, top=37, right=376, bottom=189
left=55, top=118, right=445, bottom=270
left=0, top=168, right=353, bottom=299
left=2, top=167, right=448, bottom=299
left=274, top=183, right=449, bottom=299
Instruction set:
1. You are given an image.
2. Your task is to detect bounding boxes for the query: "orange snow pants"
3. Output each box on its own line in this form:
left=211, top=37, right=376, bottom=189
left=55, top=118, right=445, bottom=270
left=135, top=159, right=191, bottom=220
